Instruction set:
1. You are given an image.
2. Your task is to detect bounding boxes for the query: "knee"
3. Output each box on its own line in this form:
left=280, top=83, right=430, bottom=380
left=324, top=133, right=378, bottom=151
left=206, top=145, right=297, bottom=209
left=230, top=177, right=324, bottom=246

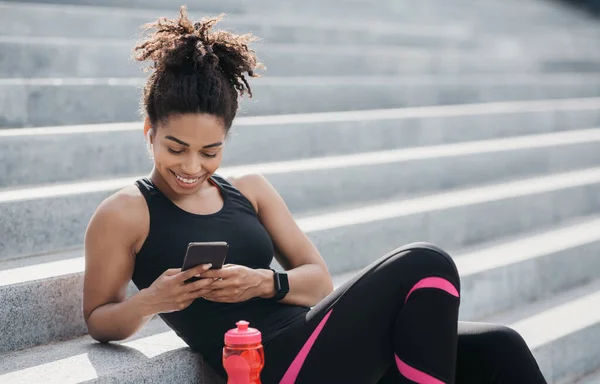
left=495, top=325, right=531, bottom=352
left=389, top=242, right=461, bottom=291
left=414, top=242, right=456, bottom=265
left=477, top=324, right=532, bottom=358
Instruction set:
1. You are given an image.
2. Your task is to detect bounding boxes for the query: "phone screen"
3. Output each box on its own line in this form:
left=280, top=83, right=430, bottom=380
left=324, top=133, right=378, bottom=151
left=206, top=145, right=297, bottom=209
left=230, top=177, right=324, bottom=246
left=182, top=241, right=229, bottom=277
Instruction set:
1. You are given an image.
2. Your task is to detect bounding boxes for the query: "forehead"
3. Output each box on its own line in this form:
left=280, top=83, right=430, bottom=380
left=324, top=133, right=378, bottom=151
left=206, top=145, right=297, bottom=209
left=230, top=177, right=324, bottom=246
left=159, top=113, right=226, bottom=142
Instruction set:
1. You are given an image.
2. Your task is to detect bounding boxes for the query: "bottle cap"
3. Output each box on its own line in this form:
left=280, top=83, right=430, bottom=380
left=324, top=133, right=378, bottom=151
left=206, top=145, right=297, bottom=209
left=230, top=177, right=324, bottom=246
left=225, top=320, right=262, bottom=345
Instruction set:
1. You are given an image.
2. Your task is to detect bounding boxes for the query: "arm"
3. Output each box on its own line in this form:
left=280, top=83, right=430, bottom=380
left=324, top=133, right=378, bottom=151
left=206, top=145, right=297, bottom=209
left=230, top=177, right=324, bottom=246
left=237, top=174, right=334, bottom=307
left=83, top=191, right=154, bottom=342
left=83, top=188, right=217, bottom=342
left=83, top=190, right=215, bottom=342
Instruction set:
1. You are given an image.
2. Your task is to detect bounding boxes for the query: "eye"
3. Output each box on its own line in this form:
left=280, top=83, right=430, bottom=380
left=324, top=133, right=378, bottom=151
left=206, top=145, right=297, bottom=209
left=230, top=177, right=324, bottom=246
left=203, top=153, right=218, bottom=158
left=168, top=148, right=183, bottom=154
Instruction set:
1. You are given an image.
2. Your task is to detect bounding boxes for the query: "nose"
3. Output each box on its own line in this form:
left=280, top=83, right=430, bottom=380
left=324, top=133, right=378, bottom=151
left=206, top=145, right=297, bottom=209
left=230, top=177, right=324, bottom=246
left=180, top=152, right=203, bottom=176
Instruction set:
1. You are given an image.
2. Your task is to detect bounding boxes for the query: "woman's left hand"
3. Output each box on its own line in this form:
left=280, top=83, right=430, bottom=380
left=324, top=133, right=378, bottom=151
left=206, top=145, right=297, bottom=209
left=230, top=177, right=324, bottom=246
left=200, top=264, right=273, bottom=303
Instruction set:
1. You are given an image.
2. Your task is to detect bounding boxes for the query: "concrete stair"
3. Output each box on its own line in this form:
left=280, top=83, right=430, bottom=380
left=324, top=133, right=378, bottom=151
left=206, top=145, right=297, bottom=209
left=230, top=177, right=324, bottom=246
left=0, top=3, right=476, bottom=47
left=6, top=35, right=600, bottom=78
left=575, top=369, right=600, bottom=383
left=3, top=97, right=600, bottom=185
left=0, top=0, right=593, bottom=27
left=2, top=0, right=600, bottom=382
left=4, top=74, right=600, bottom=128
left=2, top=2, right=600, bottom=53
left=0, top=317, right=224, bottom=384
left=4, top=136, right=600, bottom=262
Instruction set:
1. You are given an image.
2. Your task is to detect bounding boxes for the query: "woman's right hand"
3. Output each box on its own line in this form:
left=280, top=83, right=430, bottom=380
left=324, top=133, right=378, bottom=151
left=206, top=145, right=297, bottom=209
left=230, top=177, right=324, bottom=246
left=140, top=264, right=215, bottom=315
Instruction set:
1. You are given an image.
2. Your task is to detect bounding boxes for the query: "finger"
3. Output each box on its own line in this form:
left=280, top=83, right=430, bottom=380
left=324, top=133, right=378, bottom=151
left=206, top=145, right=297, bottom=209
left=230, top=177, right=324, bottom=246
left=186, top=287, right=219, bottom=301
left=163, top=268, right=182, bottom=276
left=178, top=264, right=212, bottom=282
left=201, top=267, right=235, bottom=279
left=202, top=292, right=237, bottom=303
left=203, top=288, right=239, bottom=300
left=184, top=276, right=216, bottom=292
left=206, top=278, right=234, bottom=290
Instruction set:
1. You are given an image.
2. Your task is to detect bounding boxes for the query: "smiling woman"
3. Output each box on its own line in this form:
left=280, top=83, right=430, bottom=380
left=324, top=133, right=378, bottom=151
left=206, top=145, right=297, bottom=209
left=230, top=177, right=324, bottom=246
left=82, top=6, right=332, bottom=379
left=134, top=6, right=260, bottom=199
left=82, top=6, right=547, bottom=384
left=145, top=114, right=225, bottom=194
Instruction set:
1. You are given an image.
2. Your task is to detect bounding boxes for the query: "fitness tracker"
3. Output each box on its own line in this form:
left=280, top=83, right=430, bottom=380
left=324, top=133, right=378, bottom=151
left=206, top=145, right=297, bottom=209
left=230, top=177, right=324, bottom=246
left=270, top=269, right=289, bottom=301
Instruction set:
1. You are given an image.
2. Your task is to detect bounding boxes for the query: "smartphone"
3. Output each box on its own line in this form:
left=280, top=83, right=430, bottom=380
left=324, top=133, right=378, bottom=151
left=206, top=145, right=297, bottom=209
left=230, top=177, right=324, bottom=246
left=182, top=241, right=229, bottom=283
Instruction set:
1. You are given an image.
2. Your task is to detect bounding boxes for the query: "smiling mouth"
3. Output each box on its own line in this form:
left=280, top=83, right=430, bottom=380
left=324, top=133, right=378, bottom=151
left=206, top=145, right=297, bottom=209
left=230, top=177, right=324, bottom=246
left=171, top=170, right=201, bottom=184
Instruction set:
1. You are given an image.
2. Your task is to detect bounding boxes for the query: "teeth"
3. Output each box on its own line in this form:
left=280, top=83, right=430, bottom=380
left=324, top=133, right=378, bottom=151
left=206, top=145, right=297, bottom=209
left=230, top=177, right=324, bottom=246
left=175, top=174, right=199, bottom=184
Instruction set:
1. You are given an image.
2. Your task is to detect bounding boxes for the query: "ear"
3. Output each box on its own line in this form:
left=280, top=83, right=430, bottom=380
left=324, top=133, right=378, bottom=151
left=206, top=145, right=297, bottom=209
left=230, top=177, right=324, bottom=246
left=144, top=117, right=153, bottom=143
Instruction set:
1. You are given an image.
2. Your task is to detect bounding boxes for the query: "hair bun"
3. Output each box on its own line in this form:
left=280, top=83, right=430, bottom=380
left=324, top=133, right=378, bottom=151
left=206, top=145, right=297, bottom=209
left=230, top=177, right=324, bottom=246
left=133, top=6, right=263, bottom=96
left=156, top=34, right=218, bottom=73
left=192, top=41, right=219, bottom=70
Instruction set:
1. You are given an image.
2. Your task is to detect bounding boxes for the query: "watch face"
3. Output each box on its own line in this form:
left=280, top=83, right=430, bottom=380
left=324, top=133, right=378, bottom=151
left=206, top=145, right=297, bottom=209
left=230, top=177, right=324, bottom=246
left=279, top=272, right=290, bottom=293
left=272, top=272, right=290, bottom=300
left=274, top=273, right=282, bottom=291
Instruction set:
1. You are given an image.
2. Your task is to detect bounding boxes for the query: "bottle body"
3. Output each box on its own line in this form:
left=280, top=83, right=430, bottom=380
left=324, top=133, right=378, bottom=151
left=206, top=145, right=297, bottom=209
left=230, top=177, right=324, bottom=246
left=223, top=342, right=264, bottom=384
left=223, top=321, right=264, bottom=384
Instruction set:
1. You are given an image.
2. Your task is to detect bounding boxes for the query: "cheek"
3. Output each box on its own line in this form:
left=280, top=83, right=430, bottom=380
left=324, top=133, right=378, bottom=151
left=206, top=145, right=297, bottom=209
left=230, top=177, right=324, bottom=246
left=205, top=156, right=223, bottom=172
left=152, top=147, right=178, bottom=167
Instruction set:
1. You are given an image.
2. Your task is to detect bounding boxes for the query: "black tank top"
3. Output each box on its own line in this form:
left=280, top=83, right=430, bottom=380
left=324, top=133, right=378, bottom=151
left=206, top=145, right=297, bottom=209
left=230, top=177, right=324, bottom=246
left=132, top=175, right=309, bottom=370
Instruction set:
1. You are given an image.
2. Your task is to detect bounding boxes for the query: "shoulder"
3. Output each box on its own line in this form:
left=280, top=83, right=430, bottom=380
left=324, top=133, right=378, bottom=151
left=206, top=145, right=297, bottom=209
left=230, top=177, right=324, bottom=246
left=86, top=185, right=149, bottom=253
left=227, top=173, right=274, bottom=214
left=94, top=185, right=148, bottom=220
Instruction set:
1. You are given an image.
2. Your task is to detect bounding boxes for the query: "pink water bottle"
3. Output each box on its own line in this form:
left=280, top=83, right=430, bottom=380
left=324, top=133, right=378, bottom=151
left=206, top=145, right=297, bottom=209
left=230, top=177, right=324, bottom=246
left=223, top=320, right=264, bottom=384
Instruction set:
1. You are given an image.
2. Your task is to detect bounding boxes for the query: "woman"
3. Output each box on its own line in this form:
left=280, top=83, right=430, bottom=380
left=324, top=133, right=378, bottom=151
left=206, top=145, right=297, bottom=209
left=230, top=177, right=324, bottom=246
left=83, top=7, right=547, bottom=383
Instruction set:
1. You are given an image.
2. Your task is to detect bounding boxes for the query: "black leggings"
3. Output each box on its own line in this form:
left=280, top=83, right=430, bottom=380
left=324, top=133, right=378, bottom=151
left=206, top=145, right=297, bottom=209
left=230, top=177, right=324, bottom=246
left=261, top=243, right=547, bottom=384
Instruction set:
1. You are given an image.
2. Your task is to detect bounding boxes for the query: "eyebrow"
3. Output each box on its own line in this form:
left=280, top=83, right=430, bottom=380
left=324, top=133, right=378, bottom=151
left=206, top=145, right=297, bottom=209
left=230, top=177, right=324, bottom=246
left=165, top=135, right=222, bottom=149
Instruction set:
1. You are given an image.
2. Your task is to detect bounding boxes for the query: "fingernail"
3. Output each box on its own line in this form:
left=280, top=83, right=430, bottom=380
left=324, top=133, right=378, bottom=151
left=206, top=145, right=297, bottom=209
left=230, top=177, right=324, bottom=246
left=203, top=263, right=212, bottom=270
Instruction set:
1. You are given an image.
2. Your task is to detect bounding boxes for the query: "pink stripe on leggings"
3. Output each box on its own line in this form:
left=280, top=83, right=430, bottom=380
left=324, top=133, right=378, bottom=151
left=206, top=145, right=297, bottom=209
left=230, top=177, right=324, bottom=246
left=280, top=309, right=333, bottom=384
left=405, top=277, right=459, bottom=303
left=395, top=355, right=446, bottom=384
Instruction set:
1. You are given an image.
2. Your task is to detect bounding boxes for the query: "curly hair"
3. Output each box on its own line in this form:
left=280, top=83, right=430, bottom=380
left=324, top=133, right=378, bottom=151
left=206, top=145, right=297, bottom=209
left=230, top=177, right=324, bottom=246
left=133, top=6, right=264, bottom=133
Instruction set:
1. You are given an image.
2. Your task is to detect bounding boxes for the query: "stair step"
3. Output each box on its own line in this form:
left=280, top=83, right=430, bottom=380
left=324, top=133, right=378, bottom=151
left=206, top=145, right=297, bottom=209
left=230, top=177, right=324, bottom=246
left=297, top=167, right=600, bottom=272
left=573, top=368, right=600, bottom=383
left=2, top=98, right=600, bottom=187
left=3, top=73, right=600, bottom=128
left=5, top=36, right=600, bottom=78
left=2, top=136, right=600, bottom=260
left=0, top=2, right=469, bottom=43
left=0, top=317, right=223, bottom=384
left=3, top=2, right=599, bottom=53
left=0, top=0, right=587, bottom=27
